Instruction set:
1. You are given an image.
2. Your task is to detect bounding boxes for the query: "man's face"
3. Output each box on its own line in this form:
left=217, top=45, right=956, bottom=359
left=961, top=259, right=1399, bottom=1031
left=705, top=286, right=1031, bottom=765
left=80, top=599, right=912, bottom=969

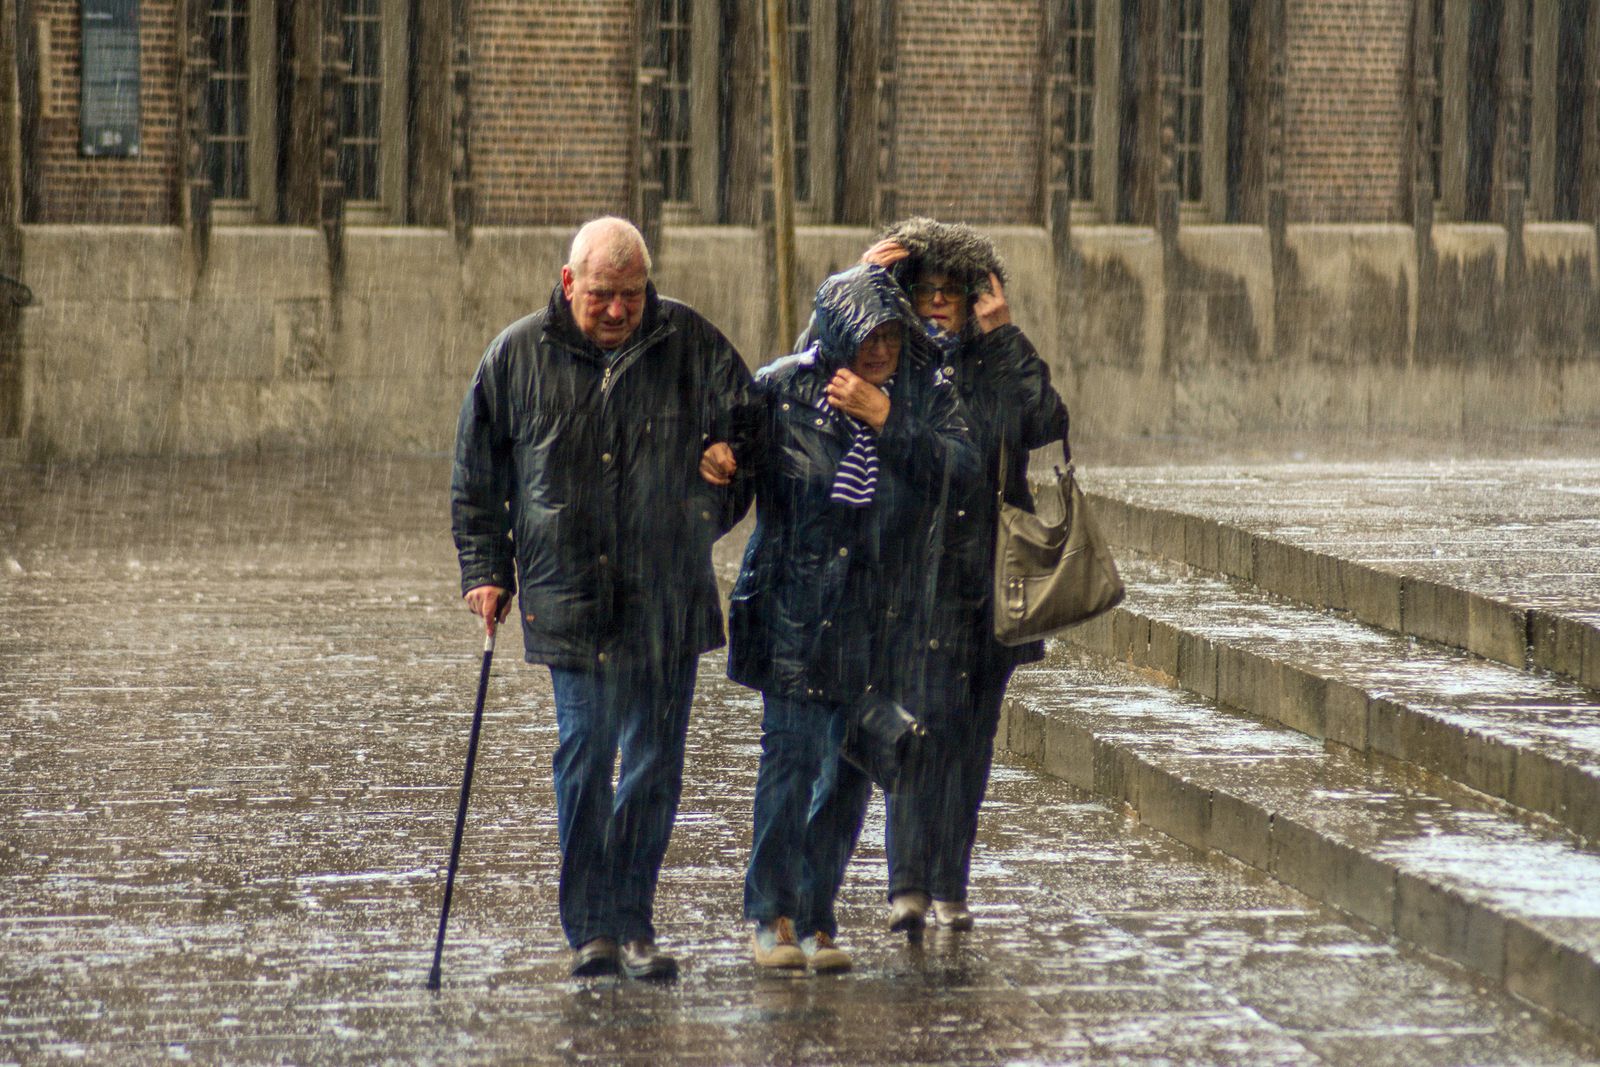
left=562, top=257, right=648, bottom=349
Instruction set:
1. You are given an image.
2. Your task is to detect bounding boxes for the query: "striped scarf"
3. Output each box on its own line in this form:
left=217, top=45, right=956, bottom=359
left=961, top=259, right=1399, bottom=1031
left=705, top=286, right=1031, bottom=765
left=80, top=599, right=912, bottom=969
left=826, top=376, right=894, bottom=507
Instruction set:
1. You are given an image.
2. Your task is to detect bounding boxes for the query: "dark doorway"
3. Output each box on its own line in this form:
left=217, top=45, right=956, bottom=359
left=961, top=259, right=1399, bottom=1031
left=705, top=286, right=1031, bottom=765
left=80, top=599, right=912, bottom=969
left=1464, top=0, right=1502, bottom=220
left=1555, top=0, right=1588, bottom=220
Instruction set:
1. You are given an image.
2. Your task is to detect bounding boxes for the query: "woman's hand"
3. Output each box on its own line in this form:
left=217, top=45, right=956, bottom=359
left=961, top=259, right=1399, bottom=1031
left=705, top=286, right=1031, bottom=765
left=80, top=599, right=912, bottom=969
left=699, top=442, right=737, bottom=486
left=974, top=272, right=1012, bottom=333
left=860, top=240, right=910, bottom=270
left=826, top=369, right=890, bottom=431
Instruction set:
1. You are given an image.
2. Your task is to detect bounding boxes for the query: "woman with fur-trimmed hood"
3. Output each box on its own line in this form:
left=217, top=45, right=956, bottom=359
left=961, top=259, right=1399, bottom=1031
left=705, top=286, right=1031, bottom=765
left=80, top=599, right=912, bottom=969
left=863, top=217, right=1072, bottom=936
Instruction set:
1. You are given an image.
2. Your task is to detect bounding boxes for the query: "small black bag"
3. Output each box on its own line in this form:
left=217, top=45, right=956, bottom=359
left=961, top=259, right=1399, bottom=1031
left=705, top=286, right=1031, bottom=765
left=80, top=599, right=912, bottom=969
left=837, top=445, right=952, bottom=792
left=840, top=690, right=926, bottom=791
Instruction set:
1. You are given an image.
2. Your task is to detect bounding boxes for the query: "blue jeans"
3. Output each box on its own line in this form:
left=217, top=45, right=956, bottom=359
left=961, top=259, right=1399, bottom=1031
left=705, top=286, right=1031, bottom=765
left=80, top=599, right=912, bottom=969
left=548, top=656, right=696, bottom=948
left=744, top=693, right=872, bottom=939
left=886, top=658, right=1014, bottom=901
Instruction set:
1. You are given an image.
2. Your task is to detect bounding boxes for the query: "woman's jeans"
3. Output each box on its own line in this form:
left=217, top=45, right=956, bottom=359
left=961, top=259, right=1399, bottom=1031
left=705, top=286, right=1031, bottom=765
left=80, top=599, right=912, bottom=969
left=886, top=657, right=1016, bottom=902
left=744, top=693, right=872, bottom=939
left=548, top=656, right=696, bottom=949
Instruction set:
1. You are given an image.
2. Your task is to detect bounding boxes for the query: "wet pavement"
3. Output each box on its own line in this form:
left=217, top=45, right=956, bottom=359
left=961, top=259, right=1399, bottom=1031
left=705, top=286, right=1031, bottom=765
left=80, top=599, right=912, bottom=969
left=3, top=455, right=1599, bottom=1064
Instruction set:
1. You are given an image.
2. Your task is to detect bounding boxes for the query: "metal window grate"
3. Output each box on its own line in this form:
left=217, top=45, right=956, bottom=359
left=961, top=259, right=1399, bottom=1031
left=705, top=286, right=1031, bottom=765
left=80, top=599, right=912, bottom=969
left=1517, top=0, right=1533, bottom=190
left=1060, top=0, right=1096, bottom=202
left=339, top=0, right=382, bottom=203
left=659, top=0, right=693, bottom=205
left=204, top=0, right=250, bottom=200
left=1429, top=0, right=1444, bottom=199
left=1174, top=0, right=1205, bottom=203
left=788, top=0, right=812, bottom=203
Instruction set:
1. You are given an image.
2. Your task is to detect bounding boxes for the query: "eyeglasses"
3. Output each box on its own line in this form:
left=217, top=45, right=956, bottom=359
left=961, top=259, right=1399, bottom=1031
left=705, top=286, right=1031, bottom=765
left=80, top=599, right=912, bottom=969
left=909, top=282, right=970, bottom=302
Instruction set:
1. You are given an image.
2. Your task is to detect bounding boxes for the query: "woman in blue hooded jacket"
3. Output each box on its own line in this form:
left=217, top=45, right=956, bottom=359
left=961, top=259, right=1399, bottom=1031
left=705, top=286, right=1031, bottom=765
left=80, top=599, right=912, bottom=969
left=727, top=264, right=976, bottom=972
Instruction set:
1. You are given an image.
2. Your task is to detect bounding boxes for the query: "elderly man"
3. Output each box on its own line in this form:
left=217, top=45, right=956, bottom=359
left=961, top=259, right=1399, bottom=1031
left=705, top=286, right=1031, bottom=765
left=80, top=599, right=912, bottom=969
left=451, top=217, right=753, bottom=980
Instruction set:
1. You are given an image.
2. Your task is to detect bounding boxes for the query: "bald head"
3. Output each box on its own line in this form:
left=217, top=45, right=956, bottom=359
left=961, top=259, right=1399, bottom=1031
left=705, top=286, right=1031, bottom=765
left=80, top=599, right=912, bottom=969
left=561, top=218, right=652, bottom=349
left=566, top=216, right=653, bottom=280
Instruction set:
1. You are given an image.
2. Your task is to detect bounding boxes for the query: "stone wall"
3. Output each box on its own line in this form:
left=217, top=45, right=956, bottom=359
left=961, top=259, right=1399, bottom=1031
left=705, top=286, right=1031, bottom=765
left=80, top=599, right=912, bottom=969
left=11, top=222, right=1599, bottom=460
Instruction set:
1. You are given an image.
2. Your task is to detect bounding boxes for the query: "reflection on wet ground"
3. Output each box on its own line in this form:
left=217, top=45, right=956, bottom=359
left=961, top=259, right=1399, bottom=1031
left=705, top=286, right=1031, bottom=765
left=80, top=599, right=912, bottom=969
left=2, top=456, right=1596, bottom=1064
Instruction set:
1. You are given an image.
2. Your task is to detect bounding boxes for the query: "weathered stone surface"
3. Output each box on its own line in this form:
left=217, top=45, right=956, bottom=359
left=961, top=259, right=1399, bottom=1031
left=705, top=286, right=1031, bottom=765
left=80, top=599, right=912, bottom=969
left=1395, top=875, right=1507, bottom=982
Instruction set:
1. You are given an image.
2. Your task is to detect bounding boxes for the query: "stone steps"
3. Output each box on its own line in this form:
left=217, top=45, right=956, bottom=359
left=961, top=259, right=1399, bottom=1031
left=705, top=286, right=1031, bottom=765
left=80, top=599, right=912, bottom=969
left=1085, top=489, right=1600, bottom=693
left=1062, top=553, right=1600, bottom=846
left=0, top=438, right=20, bottom=466
left=1000, top=646, right=1600, bottom=1035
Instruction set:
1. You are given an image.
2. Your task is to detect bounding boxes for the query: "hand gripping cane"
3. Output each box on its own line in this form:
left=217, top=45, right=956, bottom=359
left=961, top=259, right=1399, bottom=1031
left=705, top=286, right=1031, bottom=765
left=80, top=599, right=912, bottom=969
left=427, top=629, right=495, bottom=991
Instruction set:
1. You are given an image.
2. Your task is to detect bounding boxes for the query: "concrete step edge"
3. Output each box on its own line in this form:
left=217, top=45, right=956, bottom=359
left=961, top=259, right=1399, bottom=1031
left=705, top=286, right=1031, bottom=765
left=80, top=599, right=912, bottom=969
left=1086, top=491, right=1600, bottom=693
left=0, top=438, right=21, bottom=466
left=1063, top=602, right=1600, bottom=846
left=997, top=684, right=1600, bottom=1037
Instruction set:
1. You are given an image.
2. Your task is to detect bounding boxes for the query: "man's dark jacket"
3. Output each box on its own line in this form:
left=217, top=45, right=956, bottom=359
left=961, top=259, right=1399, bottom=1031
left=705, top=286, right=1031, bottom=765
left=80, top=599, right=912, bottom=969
left=451, top=282, right=754, bottom=670
left=727, top=265, right=978, bottom=704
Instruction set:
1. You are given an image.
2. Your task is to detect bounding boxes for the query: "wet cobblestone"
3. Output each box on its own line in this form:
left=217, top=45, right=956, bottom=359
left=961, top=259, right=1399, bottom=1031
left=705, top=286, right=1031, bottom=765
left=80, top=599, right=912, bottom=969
left=2, top=456, right=1597, bottom=1064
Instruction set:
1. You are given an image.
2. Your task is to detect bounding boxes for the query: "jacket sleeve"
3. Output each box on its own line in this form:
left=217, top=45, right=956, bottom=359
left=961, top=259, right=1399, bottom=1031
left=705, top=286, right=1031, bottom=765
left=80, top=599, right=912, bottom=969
left=976, top=324, right=1071, bottom=456
left=876, top=363, right=980, bottom=500
left=697, top=317, right=761, bottom=533
left=450, top=340, right=517, bottom=597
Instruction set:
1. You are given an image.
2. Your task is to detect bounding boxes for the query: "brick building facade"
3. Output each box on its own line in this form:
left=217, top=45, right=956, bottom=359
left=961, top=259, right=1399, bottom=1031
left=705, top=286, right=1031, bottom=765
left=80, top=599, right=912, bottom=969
left=10, top=1, right=1594, bottom=233
left=1, top=1, right=1597, bottom=459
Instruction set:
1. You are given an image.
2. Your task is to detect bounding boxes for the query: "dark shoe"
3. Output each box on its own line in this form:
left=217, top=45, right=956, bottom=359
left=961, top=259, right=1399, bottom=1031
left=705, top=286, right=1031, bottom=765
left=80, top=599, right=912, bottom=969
left=888, top=891, right=929, bottom=939
left=751, top=917, right=807, bottom=969
left=620, top=939, right=678, bottom=981
left=800, top=931, right=851, bottom=973
left=933, top=898, right=973, bottom=931
left=571, top=936, right=619, bottom=977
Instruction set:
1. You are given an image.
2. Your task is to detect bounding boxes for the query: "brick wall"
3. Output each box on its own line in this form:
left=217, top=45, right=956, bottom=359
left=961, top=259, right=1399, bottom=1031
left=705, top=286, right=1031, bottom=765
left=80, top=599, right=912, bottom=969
left=1285, top=0, right=1411, bottom=223
left=471, top=2, right=635, bottom=225
left=895, top=0, right=1044, bottom=225
left=31, top=1, right=180, bottom=224
left=7, top=0, right=1455, bottom=230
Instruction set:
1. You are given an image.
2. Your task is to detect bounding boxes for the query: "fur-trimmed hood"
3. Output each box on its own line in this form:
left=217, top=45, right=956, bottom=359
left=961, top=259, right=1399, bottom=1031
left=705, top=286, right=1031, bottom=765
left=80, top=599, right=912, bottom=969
left=876, top=216, right=1008, bottom=296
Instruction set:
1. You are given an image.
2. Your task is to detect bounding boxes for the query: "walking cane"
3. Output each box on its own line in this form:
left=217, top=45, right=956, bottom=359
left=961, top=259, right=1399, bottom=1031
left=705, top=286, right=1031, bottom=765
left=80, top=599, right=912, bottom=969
left=427, top=627, right=495, bottom=991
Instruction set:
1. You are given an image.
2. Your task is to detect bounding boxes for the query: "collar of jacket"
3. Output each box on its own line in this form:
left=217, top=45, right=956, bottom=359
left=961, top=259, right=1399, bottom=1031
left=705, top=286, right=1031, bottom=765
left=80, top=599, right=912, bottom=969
left=540, top=280, right=666, bottom=361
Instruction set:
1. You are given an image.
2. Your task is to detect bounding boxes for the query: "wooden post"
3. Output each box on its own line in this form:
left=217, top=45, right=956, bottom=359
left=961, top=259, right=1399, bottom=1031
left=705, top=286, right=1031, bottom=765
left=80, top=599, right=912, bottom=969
left=410, top=0, right=451, bottom=229
left=635, top=0, right=663, bottom=253
left=840, top=0, right=879, bottom=225
left=177, top=0, right=211, bottom=274
left=1410, top=0, right=1437, bottom=355
left=874, top=0, right=899, bottom=226
left=1500, top=0, right=1527, bottom=330
left=319, top=5, right=346, bottom=292
left=449, top=0, right=473, bottom=246
left=1043, top=1, right=1074, bottom=275
left=1156, top=0, right=1179, bottom=267
left=766, top=0, right=798, bottom=348
left=724, top=5, right=763, bottom=225
left=0, top=0, right=24, bottom=436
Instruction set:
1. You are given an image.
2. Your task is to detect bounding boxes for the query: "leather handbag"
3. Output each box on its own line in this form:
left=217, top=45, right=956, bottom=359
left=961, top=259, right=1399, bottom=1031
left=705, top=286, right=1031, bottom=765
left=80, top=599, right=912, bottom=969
left=993, top=441, right=1125, bottom=645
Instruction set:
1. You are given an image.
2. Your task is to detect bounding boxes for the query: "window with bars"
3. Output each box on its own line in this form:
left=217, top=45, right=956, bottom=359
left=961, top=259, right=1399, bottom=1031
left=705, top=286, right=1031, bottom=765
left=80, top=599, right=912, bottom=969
left=1429, top=0, right=1445, bottom=199
left=339, top=0, right=383, bottom=203
left=1060, top=0, right=1097, bottom=202
left=1174, top=0, right=1205, bottom=203
left=1516, top=0, right=1533, bottom=191
left=659, top=0, right=693, bottom=205
left=788, top=0, right=812, bottom=203
left=204, top=0, right=250, bottom=201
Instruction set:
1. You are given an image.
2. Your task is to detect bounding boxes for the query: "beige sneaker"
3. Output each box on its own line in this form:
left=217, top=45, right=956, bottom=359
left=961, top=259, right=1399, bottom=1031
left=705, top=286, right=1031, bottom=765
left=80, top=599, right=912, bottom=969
left=801, top=931, right=852, bottom=973
left=933, top=899, right=973, bottom=931
left=751, top=917, right=806, bottom=969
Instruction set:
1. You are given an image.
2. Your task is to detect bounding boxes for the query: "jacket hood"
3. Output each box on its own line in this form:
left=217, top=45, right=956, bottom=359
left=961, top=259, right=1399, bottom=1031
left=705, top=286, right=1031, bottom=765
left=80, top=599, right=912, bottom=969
left=876, top=216, right=1008, bottom=296
left=812, top=265, right=919, bottom=369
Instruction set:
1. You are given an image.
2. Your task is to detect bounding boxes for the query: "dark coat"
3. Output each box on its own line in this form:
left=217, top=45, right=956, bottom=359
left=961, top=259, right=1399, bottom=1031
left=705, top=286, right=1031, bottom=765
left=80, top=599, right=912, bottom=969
left=451, top=282, right=755, bottom=671
left=902, top=323, right=1070, bottom=726
left=727, top=266, right=978, bottom=704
